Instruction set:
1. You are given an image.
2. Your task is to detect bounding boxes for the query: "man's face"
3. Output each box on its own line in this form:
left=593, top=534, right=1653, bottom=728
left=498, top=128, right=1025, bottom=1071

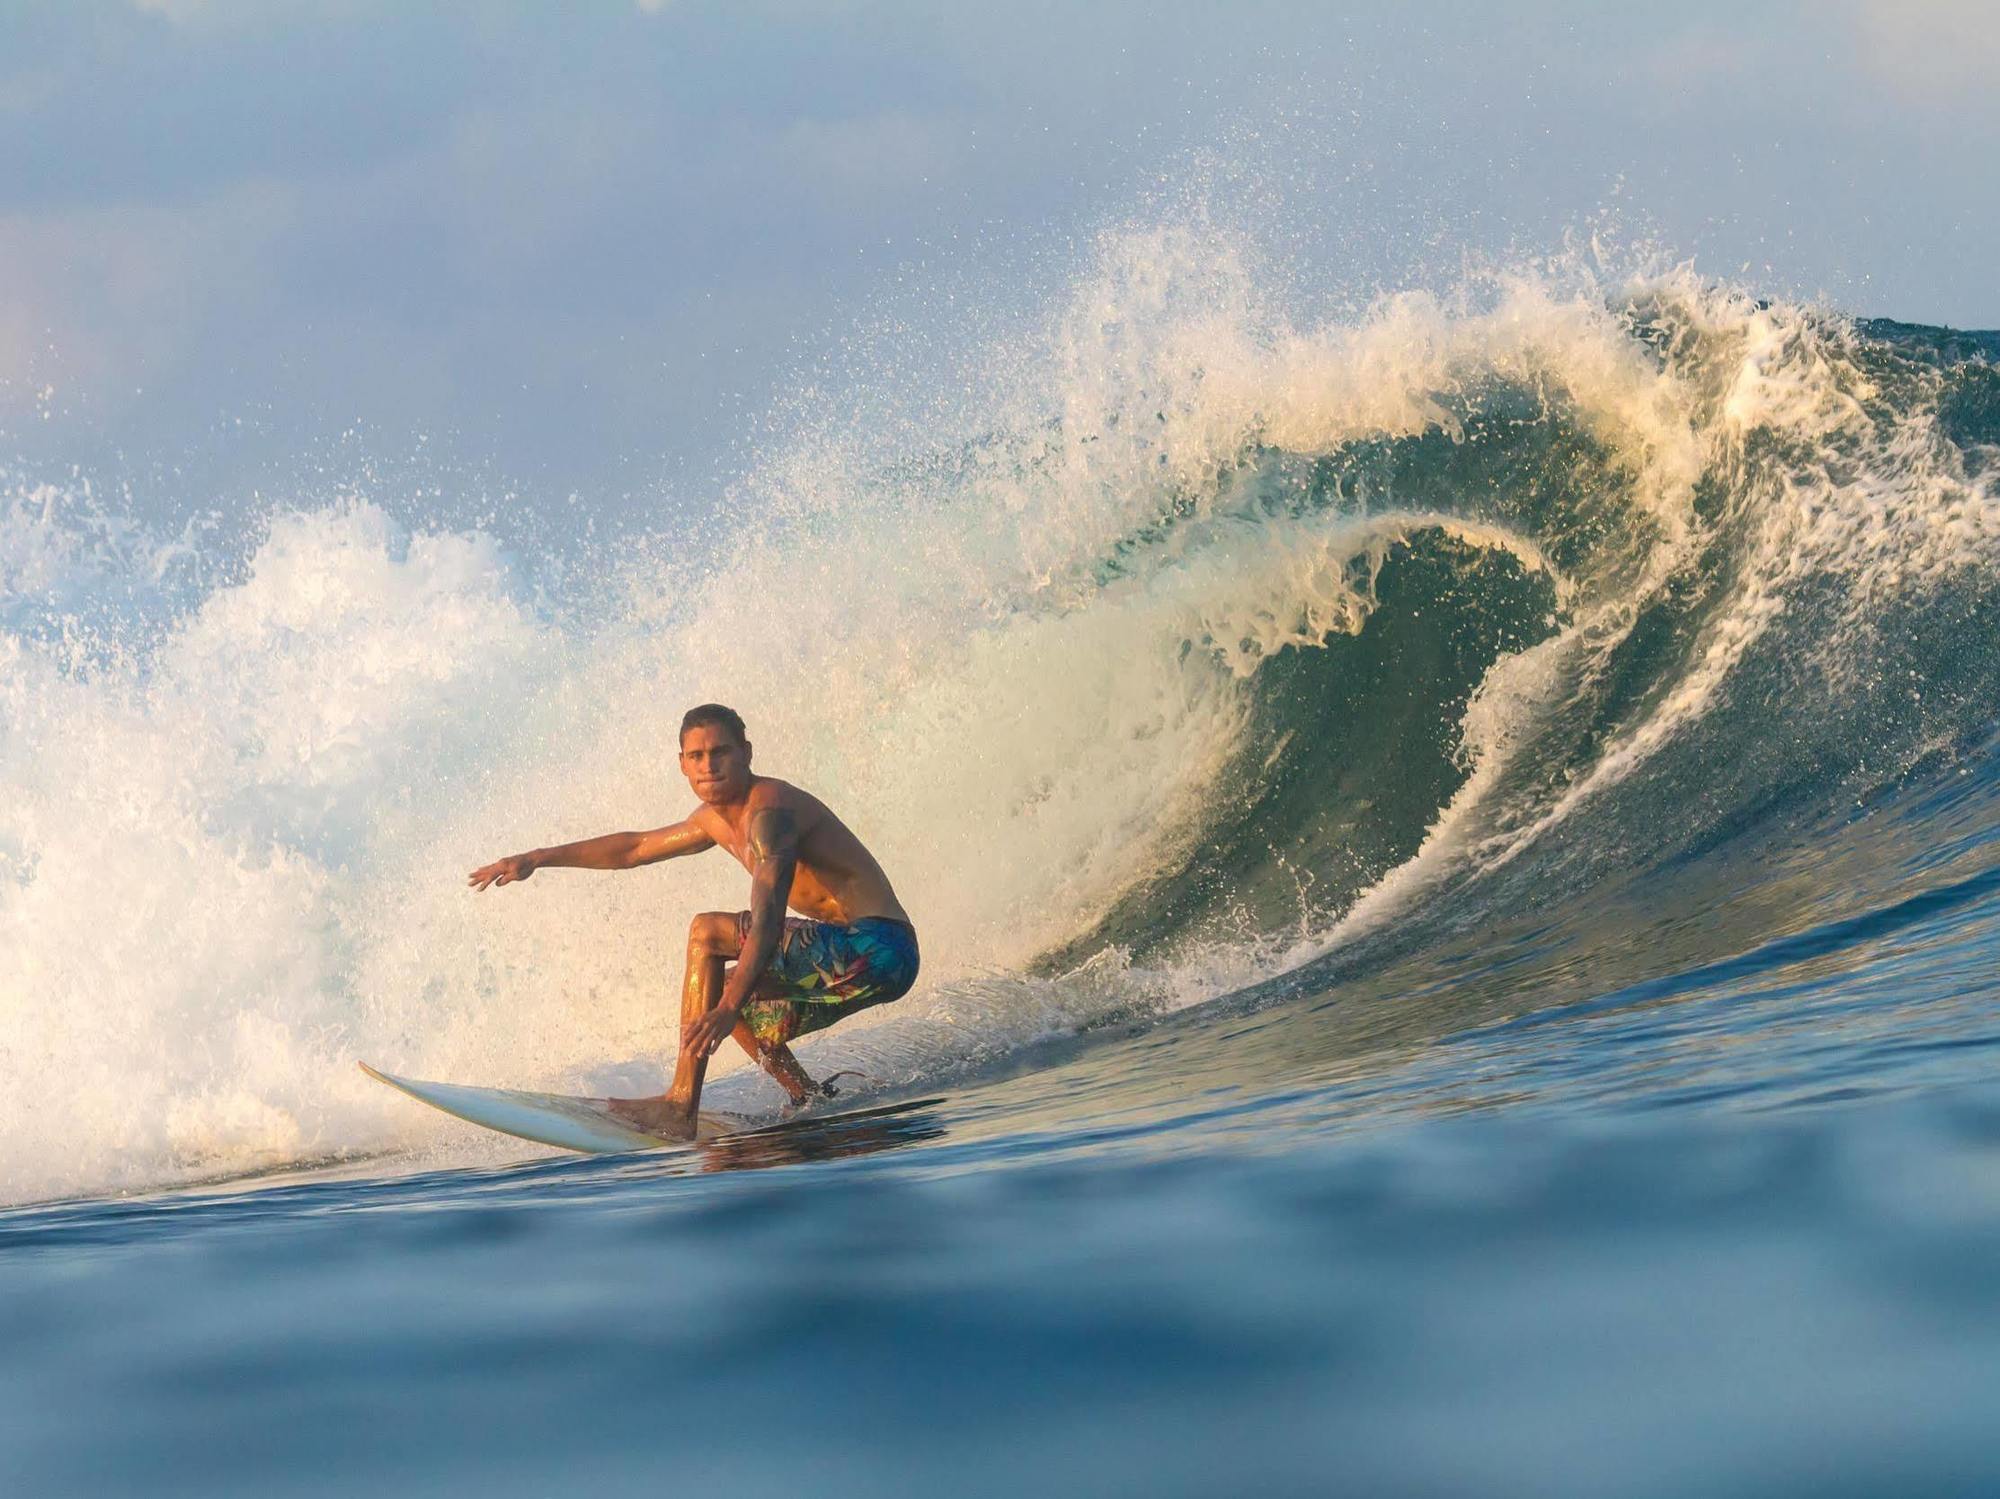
left=679, top=724, right=752, bottom=804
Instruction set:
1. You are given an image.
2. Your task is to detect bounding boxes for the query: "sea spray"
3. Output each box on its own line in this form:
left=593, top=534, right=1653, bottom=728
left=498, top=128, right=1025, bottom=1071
left=4, top=226, right=1999, bottom=1204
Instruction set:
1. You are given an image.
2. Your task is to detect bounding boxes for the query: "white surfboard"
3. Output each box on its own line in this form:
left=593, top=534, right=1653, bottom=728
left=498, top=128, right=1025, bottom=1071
left=360, top=1063, right=749, bottom=1154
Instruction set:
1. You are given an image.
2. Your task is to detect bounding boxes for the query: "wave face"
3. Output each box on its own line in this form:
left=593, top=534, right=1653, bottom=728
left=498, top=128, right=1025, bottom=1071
left=4, top=227, right=2000, bottom=1204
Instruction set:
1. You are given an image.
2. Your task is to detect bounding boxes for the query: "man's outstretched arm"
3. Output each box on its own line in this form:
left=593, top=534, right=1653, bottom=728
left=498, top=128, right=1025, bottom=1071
left=682, top=806, right=798, bottom=1057
left=468, top=820, right=714, bottom=890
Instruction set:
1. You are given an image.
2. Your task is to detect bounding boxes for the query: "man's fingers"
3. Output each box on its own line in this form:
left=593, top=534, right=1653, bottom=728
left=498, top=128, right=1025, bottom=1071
left=679, top=1016, right=729, bottom=1058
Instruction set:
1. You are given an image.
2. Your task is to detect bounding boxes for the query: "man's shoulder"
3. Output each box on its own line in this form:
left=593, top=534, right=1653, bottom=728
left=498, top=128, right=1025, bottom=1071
left=747, top=776, right=813, bottom=809
left=746, top=779, right=828, bottom=829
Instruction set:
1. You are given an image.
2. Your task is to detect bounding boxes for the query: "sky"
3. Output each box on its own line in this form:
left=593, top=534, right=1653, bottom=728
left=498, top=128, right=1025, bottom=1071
left=2, top=0, right=1996, bottom=516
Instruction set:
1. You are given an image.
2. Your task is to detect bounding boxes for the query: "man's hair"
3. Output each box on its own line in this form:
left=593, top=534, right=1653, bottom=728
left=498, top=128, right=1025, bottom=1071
left=679, top=703, right=748, bottom=746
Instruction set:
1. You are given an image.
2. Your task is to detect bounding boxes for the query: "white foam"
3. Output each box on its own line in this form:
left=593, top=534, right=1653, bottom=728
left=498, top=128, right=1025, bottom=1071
left=5, top=226, right=1995, bottom=1204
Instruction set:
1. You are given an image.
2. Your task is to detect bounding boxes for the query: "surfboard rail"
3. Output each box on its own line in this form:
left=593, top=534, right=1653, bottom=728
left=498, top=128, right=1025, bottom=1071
left=360, top=1062, right=744, bottom=1154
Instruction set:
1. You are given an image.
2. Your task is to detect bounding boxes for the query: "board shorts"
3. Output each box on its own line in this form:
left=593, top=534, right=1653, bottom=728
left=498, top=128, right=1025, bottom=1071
left=735, top=912, right=920, bottom=1048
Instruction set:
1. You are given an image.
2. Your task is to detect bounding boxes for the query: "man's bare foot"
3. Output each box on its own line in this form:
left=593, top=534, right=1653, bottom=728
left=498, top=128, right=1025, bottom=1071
left=606, top=1094, right=697, bottom=1140
left=779, top=1076, right=848, bottom=1115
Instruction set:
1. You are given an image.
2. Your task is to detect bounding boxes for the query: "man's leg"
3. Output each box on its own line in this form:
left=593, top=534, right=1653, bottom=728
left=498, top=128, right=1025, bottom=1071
left=732, top=1021, right=820, bottom=1107
left=662, top=910, right=742, bottom=1120
left=612, top=912, right=828, bottom=1134
left=610, top=911, right=739, bottom=1137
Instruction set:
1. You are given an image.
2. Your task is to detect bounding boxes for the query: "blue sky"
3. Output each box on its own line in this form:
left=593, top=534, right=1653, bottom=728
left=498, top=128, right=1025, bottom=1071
left=3, top=1, right=1995, bottom=511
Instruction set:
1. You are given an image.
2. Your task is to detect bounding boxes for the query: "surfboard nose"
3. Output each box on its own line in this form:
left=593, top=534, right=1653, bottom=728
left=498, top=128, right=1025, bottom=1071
left=359, top=1062, right=744, bottom=1153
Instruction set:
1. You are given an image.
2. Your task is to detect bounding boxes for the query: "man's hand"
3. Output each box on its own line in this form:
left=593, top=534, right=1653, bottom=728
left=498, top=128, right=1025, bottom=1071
left=468, top=853, right=538, bottom=891
left=680, top=1003, right=742, bottom=1060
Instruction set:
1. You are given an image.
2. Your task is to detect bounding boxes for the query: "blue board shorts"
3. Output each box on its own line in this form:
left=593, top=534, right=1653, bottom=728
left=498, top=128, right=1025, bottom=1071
left=735, top=912, right=920, bottom=1048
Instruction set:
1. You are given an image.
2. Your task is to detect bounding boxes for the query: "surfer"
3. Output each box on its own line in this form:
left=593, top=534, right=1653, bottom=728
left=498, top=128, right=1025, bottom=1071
left=466, top=704, right=918, bottom=1137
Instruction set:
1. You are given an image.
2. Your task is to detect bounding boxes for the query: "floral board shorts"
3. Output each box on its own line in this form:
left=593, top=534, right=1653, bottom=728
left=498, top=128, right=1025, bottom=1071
left=735, top=912, right=920, bottom=1048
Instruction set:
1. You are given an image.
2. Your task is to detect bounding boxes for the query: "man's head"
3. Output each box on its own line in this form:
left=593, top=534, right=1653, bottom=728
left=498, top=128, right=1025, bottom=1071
left=678, top=703, right=752, bottom=804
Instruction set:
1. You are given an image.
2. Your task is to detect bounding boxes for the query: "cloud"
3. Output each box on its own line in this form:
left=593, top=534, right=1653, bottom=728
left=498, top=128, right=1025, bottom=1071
left=0, top=178, right=298, bottom=422
left=1841, top=0, right=2000, bottom=103
left=778, top=111, right=967, bottom=201
left=0, top=69, right=61, bottom=117
left=129, top=0, right=212, bottom=19
left=1639, top=25, right=1764, bottom=94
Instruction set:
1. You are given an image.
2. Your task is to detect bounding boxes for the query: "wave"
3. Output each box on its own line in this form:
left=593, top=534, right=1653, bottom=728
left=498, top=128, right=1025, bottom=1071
left=4, top=224, right=1999, bottom=1203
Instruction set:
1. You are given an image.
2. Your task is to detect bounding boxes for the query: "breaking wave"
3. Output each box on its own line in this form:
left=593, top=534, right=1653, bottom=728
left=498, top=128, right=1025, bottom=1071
left=5, top=222, right=1999, bottom=1203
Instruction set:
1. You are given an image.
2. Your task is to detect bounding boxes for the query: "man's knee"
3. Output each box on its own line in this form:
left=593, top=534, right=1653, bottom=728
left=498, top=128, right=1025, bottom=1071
left=687, top=910, right=740, bottom=955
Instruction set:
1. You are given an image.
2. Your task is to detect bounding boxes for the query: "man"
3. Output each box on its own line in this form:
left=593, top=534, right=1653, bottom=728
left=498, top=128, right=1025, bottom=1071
left=467, top=704, right=918, bottom=1138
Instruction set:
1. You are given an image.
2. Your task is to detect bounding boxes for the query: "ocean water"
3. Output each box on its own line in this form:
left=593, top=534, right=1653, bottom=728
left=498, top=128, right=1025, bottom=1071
left=4, top=232, right=2000, bottom=1494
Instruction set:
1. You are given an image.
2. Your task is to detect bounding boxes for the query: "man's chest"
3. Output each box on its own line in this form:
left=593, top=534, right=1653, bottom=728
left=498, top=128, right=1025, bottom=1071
left=694, top=806, right=823, bottom=877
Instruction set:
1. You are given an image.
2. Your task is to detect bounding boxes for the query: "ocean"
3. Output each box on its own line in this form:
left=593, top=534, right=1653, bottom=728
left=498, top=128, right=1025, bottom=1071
left=4, top=234, right=1999, bottom=1494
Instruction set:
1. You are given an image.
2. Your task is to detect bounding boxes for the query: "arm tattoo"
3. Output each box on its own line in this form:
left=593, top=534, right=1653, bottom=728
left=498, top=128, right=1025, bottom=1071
left=747, top=807, right=798, bottom=866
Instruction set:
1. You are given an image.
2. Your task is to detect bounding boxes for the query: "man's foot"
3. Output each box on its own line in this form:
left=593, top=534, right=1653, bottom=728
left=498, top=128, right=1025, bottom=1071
left=779, top=1075, right=851, bottom=1116
left=606, top=1094, right=698, bottom=1140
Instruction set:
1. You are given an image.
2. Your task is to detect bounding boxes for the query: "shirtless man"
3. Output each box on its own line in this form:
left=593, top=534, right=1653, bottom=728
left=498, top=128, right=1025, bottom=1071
left=466, top=703, right=918, bottom=1138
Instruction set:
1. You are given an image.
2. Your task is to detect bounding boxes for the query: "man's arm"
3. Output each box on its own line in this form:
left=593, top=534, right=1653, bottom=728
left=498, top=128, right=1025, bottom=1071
left=468, top=820, right=714, bottom=890
left=682, top=806, right=799, bottom=1056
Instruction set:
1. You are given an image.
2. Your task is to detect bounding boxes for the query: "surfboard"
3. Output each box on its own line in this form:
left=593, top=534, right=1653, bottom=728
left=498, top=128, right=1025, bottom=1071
left=359, top=1063, right=748, bottom=1154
